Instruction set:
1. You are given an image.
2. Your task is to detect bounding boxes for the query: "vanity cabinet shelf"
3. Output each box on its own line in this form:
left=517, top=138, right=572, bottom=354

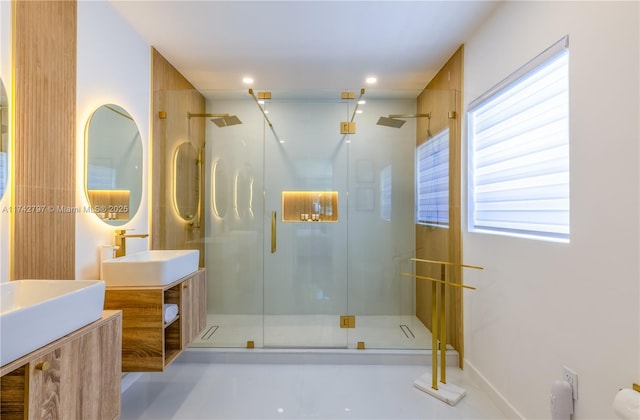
left=164, top=315, right=180, bottom=328
left=104, top=268, right=207, bottom=372
left=0, top=311, right=122, bottom=420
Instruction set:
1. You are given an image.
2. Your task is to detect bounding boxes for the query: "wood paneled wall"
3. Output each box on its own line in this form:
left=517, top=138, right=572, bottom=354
left=151, top=48, right=205, bottom=266
left=12, top=0, right=77, bottom=279
left=415, top=45, right=464, bottom=365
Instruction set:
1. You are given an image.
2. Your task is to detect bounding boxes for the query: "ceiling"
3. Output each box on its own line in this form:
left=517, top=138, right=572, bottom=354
left=109, top=1, right=499, bottom=99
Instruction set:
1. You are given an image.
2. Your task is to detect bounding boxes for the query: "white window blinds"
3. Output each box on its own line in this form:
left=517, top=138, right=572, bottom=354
left=416, top=129, right=449, bottom=226
left=468, top=36, right=570, bottom=242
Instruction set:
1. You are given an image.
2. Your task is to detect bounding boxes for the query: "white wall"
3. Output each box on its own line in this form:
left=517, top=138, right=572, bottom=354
left=0, top=0, right=10, bottom=283
left=463, top=2, right=639, bottom=419
left=76, top=0, right=150, bottom=279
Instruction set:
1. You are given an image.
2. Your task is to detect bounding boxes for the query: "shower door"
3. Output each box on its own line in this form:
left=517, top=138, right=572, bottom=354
left=262, top=99, right=350, bottom=348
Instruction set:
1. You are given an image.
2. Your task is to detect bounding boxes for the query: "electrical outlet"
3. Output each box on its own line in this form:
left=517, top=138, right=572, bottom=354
left=563, top=366, right=578, bottom=400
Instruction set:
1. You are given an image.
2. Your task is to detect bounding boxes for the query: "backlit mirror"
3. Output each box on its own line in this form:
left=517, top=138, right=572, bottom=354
left=173, top=141, right=200, bottom=221
left=85, top=104, right=143, bottom=225
left=0, top=79, right=8, bottom=200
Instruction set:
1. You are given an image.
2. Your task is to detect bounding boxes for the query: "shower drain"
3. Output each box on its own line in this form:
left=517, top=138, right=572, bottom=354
left=399, top=324, right=415, bottom=339
left=201, top=325, right=219, bottom=341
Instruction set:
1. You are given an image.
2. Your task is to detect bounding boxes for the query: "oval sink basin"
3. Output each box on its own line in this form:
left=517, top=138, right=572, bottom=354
left=0, top=280, right=105, bottom=367
left=101, top=249, right=199, bottom=286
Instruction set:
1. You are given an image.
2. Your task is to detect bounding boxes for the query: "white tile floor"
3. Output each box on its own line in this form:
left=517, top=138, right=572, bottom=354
left=120, top=362, right=507, bottom=419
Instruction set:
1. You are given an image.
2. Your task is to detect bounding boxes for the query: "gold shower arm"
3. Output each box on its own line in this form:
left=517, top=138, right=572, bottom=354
left=388, top=113, right=432, bottom=119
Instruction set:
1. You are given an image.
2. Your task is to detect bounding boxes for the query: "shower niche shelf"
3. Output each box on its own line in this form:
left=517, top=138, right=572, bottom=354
left=282, top=191, right=338, bottom=223
left=103, top=268, right=206, bottom=372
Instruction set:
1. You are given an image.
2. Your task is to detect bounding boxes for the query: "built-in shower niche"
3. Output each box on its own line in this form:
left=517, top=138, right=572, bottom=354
left=282, top=191, right=338, bottom=222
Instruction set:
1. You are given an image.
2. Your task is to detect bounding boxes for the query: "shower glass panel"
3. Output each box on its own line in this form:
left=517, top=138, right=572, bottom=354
left=262, top=98, right=349, bottom=348
left=201, top=96, right=265, bottom=347
left=345, top=96, right=421, bottom=349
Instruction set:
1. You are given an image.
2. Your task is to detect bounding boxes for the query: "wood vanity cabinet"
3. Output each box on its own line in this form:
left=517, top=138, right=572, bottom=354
left=103, top=268, right=207, bottom=372
left=0, top=311, right=122, bottom=420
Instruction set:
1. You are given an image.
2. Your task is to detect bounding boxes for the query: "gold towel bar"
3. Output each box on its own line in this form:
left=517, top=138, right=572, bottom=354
left=411, top=258, right=484, bottom=270
left=400, top=272, right=477, bottom=290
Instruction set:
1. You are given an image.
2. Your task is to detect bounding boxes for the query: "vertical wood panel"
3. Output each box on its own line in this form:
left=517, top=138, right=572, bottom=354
left=12, top=0, right=76, bottom=280
left=151, top=48, right=205, bottom=266
left=415, top=46, right=464, bottom=365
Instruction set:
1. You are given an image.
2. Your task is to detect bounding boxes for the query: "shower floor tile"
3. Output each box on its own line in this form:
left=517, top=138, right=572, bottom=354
left=190, top=314, right=433, bottom=349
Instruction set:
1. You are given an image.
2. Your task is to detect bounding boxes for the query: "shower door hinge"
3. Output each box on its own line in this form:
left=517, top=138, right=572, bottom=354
left=340, top=315, right=356, bottom=328
left=340, top=121, right=356, bottom=134
left=448, top=111, right=457, bottom=119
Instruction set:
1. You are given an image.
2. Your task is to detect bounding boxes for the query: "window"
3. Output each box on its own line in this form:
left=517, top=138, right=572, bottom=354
left=416, top=129, right=449, bottom=226
left=87, top=164, right=116, bottom=189
left=468, top=36, right=570, bottom=242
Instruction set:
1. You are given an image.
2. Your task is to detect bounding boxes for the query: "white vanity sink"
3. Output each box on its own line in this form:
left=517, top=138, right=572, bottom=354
left=101, top=249, right=199, bottom=286
left=0, top=280, right=105, bottom=367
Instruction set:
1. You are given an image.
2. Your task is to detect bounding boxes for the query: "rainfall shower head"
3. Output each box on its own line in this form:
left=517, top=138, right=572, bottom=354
left=376, top=116, right=406, bottom=128
left=187, top=112, right=242, bottom=128
left=210, top=115, right=242, bottom=127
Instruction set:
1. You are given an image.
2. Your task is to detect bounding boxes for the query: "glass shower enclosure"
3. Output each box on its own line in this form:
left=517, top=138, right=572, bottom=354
left=179, top=89, right=449, bottom=350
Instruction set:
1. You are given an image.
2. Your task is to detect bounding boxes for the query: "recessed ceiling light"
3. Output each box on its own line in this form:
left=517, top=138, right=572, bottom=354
left=358, top=100, right=366, bottom=105
left=258, top=100, right=265, bottom=105
left=365, top=76, right=377, bottom=84
left=242, top=77, right=254, bottom=84
left=356, top=110, right=363, bottom=114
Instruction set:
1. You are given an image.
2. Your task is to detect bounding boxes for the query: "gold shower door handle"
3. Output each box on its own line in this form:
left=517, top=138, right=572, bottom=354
left=271, top=211, right=277, bottom=253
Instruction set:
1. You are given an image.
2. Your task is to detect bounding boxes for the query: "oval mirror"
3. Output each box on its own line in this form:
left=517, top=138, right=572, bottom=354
left=212, top=159, right=229, bottom=219
left=85, top=104, right=143, bottom=225
left=173, top=142, right=200, bottom=221
left=0, top=79, right=8, bottom=201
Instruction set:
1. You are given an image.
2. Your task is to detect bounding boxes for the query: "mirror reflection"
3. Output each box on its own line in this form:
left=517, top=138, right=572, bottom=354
left=85, top=104, right=143, bottom=225
left=234, top=164, right=254, bottom=218
left=212, top=159, right=229, bottom=219
left=0, top=79, right=8, bottom=200
left=173, top=141, right=200, bottom=221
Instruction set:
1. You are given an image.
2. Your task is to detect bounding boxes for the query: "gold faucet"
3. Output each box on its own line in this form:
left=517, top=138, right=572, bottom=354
left=114, top=229, right=149, bottom=257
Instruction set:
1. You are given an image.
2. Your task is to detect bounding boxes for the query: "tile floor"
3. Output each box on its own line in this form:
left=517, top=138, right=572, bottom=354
left=120, top=362, right=507, bottom=419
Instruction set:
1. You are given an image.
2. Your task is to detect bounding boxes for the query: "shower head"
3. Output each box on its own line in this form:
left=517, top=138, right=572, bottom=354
left=376, top=116, right=406, bottom=128
left=210, top=115, right=242, bottom=127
